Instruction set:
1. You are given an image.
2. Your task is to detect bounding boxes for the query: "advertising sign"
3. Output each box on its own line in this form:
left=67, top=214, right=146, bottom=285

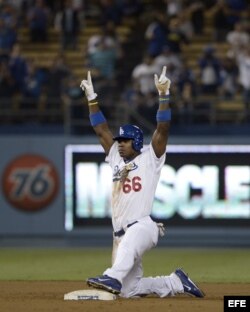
left=65, top=145, right=250, bottom=231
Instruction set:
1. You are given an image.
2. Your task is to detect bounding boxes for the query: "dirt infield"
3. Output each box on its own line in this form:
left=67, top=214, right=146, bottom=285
left=0, top=281, right=249, bottom=312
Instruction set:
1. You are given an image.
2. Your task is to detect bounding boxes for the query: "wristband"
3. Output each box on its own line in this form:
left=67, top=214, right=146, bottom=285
left=156, top=109, right=171, bottom=122
left=159, top=95, right=170, bottom=105
left=89, top=111, right=106, bottom=127
left=88, top=101, right=98, bottom=106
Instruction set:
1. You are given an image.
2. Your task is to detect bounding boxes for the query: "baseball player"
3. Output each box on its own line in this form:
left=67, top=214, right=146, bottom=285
left=80, top=66, right=204, bottom=298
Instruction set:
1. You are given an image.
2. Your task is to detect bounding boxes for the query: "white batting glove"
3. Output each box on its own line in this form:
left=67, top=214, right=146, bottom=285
left=80, top=71, right=98, bottom=101
left=154, top=66, right=171, bottom=95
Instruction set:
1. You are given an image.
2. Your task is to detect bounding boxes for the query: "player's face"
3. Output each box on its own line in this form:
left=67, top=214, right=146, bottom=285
left=117, top=139, right=138, bottom=160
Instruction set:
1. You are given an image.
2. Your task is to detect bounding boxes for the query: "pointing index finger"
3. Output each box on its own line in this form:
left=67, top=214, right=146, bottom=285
left=87, top=71, right=92, bottom=84
left=161, top=66, right=167, bottom=77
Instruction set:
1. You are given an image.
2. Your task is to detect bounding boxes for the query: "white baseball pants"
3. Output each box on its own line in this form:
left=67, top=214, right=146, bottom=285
left=103, top=216, right=183, bottom=298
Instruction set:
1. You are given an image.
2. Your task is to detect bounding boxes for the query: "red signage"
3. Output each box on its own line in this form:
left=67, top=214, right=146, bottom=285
left=2, top=154, right=59, bottom=212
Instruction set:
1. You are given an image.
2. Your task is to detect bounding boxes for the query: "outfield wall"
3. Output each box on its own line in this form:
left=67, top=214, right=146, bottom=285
left=0, top=135, right=249, bottom=247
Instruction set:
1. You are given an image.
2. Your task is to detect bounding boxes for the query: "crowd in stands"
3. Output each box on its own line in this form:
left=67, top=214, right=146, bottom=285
left=0, top=0, right=250, bottom=132
left=124, top=0, right=250, bottom=127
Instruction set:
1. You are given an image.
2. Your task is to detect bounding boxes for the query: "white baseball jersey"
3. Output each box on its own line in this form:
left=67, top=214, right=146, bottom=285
left=105, top=142, right=166, bottom=232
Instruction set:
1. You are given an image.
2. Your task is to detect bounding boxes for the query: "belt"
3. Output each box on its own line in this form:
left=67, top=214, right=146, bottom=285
left=114, top=221, right=138, bottom=237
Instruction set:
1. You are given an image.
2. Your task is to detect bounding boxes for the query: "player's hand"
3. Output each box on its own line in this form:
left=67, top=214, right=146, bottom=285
left=80, top=71, right=98, bottom=101
left=154, top=66, right=171, bottom=95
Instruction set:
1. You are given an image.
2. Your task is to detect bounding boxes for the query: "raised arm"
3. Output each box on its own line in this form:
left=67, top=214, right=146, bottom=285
left=80, top=71, right=113, bottom=155
left=151, top=66, right=171, bottom=158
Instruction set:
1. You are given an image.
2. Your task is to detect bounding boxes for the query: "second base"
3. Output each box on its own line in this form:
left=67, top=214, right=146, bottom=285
left=64, top=289, right=117, bottom=301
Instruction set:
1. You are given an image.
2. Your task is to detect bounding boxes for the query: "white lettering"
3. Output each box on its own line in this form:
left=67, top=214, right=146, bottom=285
left=228, top=299, right=247, bottom=307
left=225, top=166, right=250, bottom=217
left=241, top=300, right=246, bottom=307
left=76, top=163, right=112, bottom=217
left=154, top=165, right=176, bottom=218
left=228, top=299, right=234, bottom=307
left=176, top=165, right=203, bottom=218
left=75, top=163, right=250, bottom=219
